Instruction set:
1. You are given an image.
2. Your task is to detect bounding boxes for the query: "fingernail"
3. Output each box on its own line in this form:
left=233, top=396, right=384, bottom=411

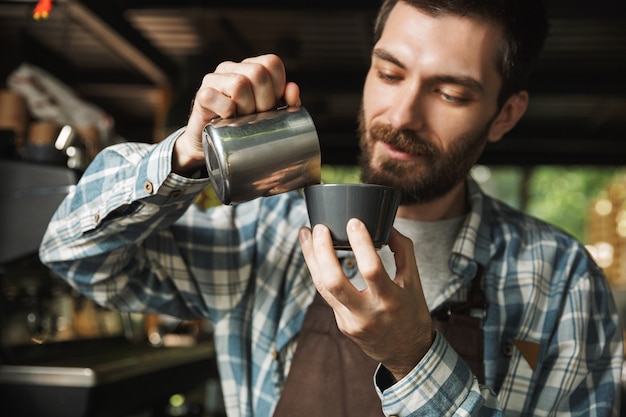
left=313, top=224, right=325, bottom=237
left=299, top=227, right=310, bottom=242
left=348, top=218, right=361, bottom=231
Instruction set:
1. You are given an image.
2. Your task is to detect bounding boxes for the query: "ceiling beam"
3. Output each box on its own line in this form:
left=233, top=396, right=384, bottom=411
left=118, top=0, right=381, bottom=11
left=62, top=0, right=177, bottom=87
left=98, top=0, right=625, bottom=17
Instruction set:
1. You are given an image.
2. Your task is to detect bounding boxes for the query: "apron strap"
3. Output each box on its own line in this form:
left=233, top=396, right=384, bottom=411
left=431, top=265, right=486, bottom=383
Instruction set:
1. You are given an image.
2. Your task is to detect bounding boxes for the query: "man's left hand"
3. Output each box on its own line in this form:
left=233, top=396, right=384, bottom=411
left=299, top=218, right=434, bottom=382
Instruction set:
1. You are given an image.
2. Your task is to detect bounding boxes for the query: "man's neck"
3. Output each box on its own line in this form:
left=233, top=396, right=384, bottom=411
left=396, top=181, right=469, bottom=222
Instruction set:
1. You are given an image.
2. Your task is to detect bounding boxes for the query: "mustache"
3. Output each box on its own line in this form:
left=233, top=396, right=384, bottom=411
left=369, top=123, right=439, bottom=158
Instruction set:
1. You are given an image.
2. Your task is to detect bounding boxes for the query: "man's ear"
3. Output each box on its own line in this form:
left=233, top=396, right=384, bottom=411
left=487, top=91, right=529, bottom=143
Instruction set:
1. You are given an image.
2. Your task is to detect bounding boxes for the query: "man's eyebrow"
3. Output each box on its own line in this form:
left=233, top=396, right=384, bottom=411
left=372, top=47, right=485, bottom=93
left=433, top=75, right=484, bottom=93
left=372, top=48, right=405, bottom=69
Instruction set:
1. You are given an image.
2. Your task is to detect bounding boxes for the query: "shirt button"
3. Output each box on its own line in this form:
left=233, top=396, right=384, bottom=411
left=170, top=190, right=182, bottom=199
left=144, top=181, right=154, bottom=194
left=93, top=213, right=100, bottom=223
left=502, top=343, right=514, bottom=357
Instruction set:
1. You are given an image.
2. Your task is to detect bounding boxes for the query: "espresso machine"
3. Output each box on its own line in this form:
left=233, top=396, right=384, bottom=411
left=0, top=135, right=219, bottom=417
left=0, top=155, right=79, bottom=345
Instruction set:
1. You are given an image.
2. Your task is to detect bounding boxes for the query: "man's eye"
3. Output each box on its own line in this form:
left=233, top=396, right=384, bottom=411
left=439, top=91, right=469, bottom=104
left=377, top=70, right=400, bottom=82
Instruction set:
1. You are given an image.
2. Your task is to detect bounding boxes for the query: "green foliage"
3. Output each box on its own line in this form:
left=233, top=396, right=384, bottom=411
left=524, top=167, right=626, bottom=242
left=471, top=166, right=525, bottom=209
left=321, top=165, right=361, bottom=184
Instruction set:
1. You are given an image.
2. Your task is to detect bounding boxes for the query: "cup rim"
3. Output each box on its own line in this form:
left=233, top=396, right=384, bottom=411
left=305, top=183, right=398, bottom=192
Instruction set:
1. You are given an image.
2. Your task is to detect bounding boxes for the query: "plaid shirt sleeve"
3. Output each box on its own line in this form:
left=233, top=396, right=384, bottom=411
left=39, top=130, right=213, bottom=317
left=39, top=129, right=311, bottom=320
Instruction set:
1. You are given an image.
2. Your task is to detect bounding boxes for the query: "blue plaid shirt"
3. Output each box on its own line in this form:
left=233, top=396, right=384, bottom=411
left=40, top=129, right=623, bottom=417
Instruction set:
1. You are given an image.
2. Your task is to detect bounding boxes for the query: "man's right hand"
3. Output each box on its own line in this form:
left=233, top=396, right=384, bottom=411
left=173, top=54, right=301, bottom=176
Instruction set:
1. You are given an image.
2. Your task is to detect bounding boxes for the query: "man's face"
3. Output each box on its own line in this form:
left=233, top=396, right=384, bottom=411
left=359, top=3, right=505, bottom=205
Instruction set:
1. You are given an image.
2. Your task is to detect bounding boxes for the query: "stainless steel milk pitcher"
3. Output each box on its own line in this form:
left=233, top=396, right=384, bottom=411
left=202, top=106, right=321, bottom=205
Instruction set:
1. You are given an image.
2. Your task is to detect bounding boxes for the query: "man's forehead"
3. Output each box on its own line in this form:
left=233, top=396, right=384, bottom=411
left=378, top=3, right=503, bottom=87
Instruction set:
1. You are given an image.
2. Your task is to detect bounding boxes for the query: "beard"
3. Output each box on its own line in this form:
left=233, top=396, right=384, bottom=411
left=357, top=107, right=492, bottom=205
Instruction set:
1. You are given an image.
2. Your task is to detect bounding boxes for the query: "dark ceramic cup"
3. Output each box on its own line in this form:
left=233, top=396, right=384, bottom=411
left=304, top=183, right=401, bottom=250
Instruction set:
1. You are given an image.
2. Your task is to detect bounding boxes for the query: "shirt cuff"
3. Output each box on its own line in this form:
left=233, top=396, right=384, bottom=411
left=135, top=128, right=211, bottom=203
left=375, top=331, right=476, bottom=416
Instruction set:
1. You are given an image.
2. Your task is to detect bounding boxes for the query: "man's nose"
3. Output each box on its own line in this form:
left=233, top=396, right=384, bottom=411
left=387, top=86, right=425, bottom=132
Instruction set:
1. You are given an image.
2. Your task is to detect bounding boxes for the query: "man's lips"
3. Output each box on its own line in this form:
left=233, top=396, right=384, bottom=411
left=380, top=142, right=417, bottom=161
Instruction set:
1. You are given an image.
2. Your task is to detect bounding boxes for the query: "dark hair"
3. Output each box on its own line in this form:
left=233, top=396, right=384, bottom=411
left=373, top=0, right=549, bottom=105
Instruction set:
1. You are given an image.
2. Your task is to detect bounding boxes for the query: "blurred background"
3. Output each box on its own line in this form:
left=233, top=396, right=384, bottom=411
left=0, top=0, right=625, bottom=416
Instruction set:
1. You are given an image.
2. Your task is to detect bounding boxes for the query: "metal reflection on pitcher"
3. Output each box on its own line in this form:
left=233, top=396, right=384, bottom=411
left=202, top=106, right=321, bottom=205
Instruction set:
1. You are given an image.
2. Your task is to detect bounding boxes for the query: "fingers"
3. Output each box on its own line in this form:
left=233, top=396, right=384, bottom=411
left=191, top=54, right=300, bottom=133
left=241, top=54, right=288, bottom=105
left=299, top=225, right=359, bottom=309
left=298, top=226, right=320, bottom=282
left=213, top=55, right=281, bottom=115
left=284, top=82, right=301, bottom=107
left=300, top=220, right=423, bottom=315
left=176, top=54, right=300, bottom=171
left=386, top=228, right=416, bottom=289
left=387, top=228, right=430, bottom=315
left=210, top=54, right=293, bottom=115
left=301, top=219, right=398, bottom=307
left=347, top=218, right=393, bottom=294
left=190, top=64, right=299, bottom=131
left=183, top=86, right=236, bottom=147
left=347, top=221, right=423, bottom=297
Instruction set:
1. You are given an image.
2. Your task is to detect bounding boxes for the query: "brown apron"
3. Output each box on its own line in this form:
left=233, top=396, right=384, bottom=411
left=273, top=267, right=486, bottom=417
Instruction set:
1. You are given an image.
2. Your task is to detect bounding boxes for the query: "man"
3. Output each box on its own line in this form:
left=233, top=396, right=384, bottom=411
left=40, top=0, right=623, bottom=416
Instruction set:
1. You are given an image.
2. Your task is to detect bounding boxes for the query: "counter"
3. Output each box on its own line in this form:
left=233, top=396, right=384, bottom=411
left=0, top=337, right=216, bottom=417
